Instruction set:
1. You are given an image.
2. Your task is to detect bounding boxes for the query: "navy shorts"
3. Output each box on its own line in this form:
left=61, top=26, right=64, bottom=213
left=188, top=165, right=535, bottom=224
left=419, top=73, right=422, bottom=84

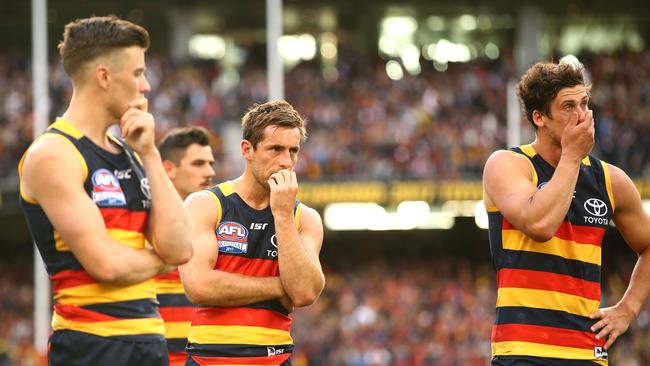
left=49, top=330, right=168, bottom=366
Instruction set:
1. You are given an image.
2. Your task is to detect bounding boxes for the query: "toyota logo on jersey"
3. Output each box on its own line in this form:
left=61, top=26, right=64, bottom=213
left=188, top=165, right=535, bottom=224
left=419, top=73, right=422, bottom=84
left=584, top=198, right=608, bottom=217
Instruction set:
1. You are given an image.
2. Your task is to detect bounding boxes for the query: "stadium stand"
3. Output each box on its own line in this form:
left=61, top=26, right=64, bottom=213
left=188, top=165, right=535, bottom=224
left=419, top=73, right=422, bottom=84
left=2, top=50, right=650, bottom=183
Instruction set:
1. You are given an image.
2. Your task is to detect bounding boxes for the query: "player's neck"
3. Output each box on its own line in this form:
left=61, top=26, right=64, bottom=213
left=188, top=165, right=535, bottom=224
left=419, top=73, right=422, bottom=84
left=62, top=89, right=116, bottom=149
left=531, top=136, right=562, bottom=167
left=232, top=174, right=271, bottom=210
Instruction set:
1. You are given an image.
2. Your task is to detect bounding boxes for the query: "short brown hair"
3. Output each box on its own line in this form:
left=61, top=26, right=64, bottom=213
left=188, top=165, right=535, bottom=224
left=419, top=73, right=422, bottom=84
left=158, top=126, right=211, bottom=165
left=58, top=15, right=150, bottom=81
left=242, top=100, right=307, bottom=148
left=517, top=61, right=591, bottom=129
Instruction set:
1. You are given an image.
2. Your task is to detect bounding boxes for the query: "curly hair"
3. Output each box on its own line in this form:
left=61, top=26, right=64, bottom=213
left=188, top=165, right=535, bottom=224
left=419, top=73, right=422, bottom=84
left=517, top=61, right=591, bottom=129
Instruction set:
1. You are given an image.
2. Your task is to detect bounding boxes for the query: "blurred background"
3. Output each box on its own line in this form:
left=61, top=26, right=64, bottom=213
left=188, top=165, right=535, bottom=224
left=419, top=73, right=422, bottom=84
left=2, top=0, right=650, bottom=365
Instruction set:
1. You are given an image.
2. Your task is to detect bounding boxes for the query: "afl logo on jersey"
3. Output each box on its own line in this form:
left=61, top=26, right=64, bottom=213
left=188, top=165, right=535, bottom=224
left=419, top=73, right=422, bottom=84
left=584, top=198, right=607, bottom=217
left=217, top=221, right=249, bottom=254
left=91, top=169, right=126, bottom=206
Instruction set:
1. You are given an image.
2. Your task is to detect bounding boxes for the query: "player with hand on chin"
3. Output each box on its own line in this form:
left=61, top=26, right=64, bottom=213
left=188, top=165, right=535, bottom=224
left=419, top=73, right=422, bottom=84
left=180, top=100, right=325, bottom=366
left=19, top=15, right=193, bottom=366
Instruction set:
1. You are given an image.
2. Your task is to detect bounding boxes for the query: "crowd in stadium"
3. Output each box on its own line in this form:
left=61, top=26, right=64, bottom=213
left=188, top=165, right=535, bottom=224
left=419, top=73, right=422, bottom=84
left=0, top=263, right=41, bottom=366
left=2, top=48, right=650, bottom=182
left=2, top=35, right=650, bottom=365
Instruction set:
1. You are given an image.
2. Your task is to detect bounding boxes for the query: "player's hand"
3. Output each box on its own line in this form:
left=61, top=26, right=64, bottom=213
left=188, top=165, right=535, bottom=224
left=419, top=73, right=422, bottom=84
left=120, top=98, right=156, bottom=156
left=589, top=303, right=636, bottom=349
left=268, top=169, right=298, bottom=218
left=278, top=293, right=294, bottom=313
left=561, top=108, right=594, bottom=160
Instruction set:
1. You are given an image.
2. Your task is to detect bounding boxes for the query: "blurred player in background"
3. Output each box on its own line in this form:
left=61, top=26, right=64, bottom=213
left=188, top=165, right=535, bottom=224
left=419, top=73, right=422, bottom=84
left=155, top=126, right=215, bottom=366
left=180, top=100, right=325, bottom=366
left=18, top=16, right=193, bottom=365
left=483, top=60, right=650, bottom=365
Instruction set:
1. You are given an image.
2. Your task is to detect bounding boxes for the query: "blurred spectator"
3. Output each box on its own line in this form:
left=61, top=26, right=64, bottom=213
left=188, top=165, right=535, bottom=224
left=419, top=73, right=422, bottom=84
left=2, top=50, right=650, bottom=182
left=0, top=263, right=44, bottom=366
left=292, top=259, right=495, bottom=366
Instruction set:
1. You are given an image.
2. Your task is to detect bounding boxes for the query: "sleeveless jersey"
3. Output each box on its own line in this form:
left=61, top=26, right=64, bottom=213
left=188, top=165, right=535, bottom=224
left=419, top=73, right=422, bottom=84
left=18, top=118, right=164, bottom=340
left=154, top=268, right=193, bottom=365
left=186, top=181, right=302, bottom=366
left=487, top=144, right=615, bottom=365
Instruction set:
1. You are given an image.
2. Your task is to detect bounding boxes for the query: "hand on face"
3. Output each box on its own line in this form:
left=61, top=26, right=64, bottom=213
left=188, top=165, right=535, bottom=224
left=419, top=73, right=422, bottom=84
left=561, top=108, right=595, bottom=160
left=120, top=98, right=156, bottom=156
left=268, top=169, right=298, bottom=218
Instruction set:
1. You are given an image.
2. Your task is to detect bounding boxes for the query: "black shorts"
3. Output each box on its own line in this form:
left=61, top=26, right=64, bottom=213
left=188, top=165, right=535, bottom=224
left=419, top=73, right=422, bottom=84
left=49, top=330, right=168, bottom=366
left=492, top=356, right=604, bottom=366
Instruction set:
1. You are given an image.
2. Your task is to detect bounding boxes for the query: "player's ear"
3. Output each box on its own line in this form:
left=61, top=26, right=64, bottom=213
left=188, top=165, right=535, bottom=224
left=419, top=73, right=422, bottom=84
left=531, top=110, right=545, bottom=129
left=163, top=160, right=177, bottom=178
left=241, top=140, right=254, bottom=161
left=95, top=64, right=111, bottom=90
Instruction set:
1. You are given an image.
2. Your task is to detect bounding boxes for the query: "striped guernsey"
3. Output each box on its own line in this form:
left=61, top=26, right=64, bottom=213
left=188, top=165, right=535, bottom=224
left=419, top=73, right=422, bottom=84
left=18, top=118, right=164, bottom=341
left=487, top=144, right=614, bottom=365
left=186, top=181, right=302, bottom=365
left=155, top=269, right=193, bottom=365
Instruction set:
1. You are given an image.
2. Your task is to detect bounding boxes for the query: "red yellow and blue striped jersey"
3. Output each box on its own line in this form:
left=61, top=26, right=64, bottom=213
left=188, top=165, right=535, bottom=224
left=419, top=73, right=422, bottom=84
left=186, top=181, right=302, bottom=366
left=18, top=118, right=164, bottom=341
left=487, top=144, right=615, bottom=365
left=154, top=269, right=193, bottom=365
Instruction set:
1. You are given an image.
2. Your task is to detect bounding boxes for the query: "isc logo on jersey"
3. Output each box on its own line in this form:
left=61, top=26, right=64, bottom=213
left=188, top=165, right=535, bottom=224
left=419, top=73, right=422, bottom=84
left=217, top=221, right=249, bottom=254
left=91, top=169, right=126, bottom=206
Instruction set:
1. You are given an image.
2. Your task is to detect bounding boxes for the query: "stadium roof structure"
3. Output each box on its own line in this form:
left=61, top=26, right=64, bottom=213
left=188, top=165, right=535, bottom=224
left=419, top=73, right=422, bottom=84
left=1, top=0, right=650, bottom=51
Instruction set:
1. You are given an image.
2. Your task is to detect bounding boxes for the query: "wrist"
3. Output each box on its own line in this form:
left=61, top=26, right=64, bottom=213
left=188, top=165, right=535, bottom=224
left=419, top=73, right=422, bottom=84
left=274, top=277, right=286, bottom=297
left=618, top=299, right=640, bottom=319
left=138, top=148, right=161, bottom=162
left=273, top=212, right=294, bottom=223
left=559, top=152, right=583, bottom=166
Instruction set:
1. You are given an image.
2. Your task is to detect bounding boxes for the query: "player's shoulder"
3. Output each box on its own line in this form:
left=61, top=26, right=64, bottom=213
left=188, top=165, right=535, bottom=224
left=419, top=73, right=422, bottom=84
left=484, top=149, right=530, bottom=172
left=297, top=203, right=322, bottom=228
left=185, top=189, right=222, bottom=214
left=486, top=148, right=528, bottom=162
left=603, top=161, right=634, bottom=189
left=187, top=189, right=220, bottom=204
left=22, top=133, right=82, bottom=171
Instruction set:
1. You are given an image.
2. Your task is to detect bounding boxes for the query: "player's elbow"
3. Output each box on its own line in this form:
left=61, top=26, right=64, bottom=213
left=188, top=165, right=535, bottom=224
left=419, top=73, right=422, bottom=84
left=85, top=262, right=123, bottom=283
left=290, top=292, right=319, bottom=307
left=524, top=222, right=556, bottom=243
left=164, top=247, right=194, bottom=266
left=157, top=240, right=194, bottom=266
left=179, top=276, right=210, bottom=305
left=182, top=279, right=209, bottom=304
left=184, top=289, right=205, bottom=305
left=290, top=278, right=325, bottom=307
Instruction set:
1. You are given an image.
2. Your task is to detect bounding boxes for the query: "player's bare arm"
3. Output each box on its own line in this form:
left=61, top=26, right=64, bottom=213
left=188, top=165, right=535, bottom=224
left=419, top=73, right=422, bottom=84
left=483, top=109, right=593, bottom=242
left=21, top=135, right=166, bottom=285
left=121, top=98, right=193, bottom=265
left=589, top=164, right=650, bottom=349
left=179, top=191, right=286, bottom=306
left=269, top=169, right=325, bottom=307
